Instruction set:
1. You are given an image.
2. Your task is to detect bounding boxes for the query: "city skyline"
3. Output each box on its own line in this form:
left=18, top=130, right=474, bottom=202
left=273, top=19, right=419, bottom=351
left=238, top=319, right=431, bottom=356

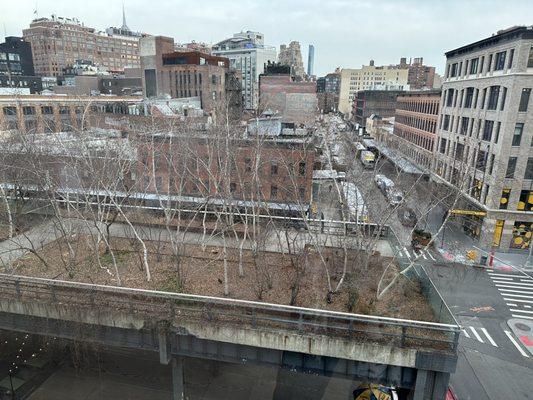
left=1, top=0, right=532, bottom=76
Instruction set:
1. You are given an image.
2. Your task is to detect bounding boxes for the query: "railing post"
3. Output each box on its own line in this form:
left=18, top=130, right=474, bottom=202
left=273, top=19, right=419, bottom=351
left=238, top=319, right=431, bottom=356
left=400, top=326, right=406, bottom=347
left=251, top=308, right=257, bottom=328
left=15, top=280, right=21, bottom=299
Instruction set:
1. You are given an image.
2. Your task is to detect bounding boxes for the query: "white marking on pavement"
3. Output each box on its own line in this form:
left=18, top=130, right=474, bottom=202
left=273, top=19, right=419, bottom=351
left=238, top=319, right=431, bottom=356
left=494, top=280, right=533, bottom=286
left=470, top=327, right=484, bottom=343
left=510, top=309, right=533, bottom=315
left=512, top=314, right=533, bottom=321
left=520, top=279, right=533, bottom=283
left=480, top=327, right=498, bottom=347
left=490, top=277, right=514, bottom=281
left=507, top=303, right=518, bottom=307
left=525, top=305, right=532, bottom=309
left=426, top=251, right=436, bottom=261
left=504, top=330, right=529, bottom=357
left=497, top=288, right=533, bottom=295
left=462, top=329, right=470, bottom=338
left=403, top=247, right=411, bottom=261
left=501, top=293, right=533, bottom=299
left=420, top=252, right=427, bottom=260
left=488, top=272, right=523, bottom=278
left=496, top=283, right=533, bottom=290
left=504, top=297, right=533, bottom=304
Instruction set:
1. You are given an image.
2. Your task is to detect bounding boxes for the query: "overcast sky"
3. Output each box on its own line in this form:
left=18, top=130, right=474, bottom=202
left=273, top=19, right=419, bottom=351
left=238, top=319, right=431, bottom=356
left=2, top=0, right=532, bottom=76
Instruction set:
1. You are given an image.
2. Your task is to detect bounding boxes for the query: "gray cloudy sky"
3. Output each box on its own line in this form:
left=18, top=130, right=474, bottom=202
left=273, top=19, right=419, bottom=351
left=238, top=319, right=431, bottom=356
left=2, top=0, right=532, bottom=76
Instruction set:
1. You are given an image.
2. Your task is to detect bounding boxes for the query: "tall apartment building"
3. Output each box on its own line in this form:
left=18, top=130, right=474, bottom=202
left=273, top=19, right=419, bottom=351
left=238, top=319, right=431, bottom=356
left=278, top=41, right=306, bottom=80
left=307, top=44, right=315, bottom=77
left=140, top=36, right=242, bottom=118
left=398, top=57, right=437, bottom=90
left=23, top=14, right=143, bottom=77
left=387, top=90, right=441, bottom=171
left=433, top=26, right=533, bottom=251
left=0, top=36, right=42, bottom=93
left=339, top=61, right=409, bottom=117
left=317, top=72, right=340, bottom=113
left=212, top=31, right=276, bottom=110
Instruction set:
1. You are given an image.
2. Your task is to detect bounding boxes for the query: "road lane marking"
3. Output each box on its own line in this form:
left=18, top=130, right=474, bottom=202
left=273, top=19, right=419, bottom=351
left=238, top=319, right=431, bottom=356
left=462, top=329, right=470, bottom=338
left=495, top=284, right=533, bottom=290
left=470, top=327, right=484, bottom=343
left=488, top=272, right=523, bottom=278
left=525, top=305, right=532, bottom=309
left=490, top=277, right=514, bottom=281
left=497, top=288, right=533, bottom=295
left=510, top=309, right=533, bottom=315
left=520, top=279, right=533, bottom=283
left=403, top=247, right=412, bottom=261
left=505, top=298, right=533, bottom=303
left=501, top=293, right=533, bottom=299
left=426, top=251, right=436, bottom=261
left=480, top=327, right=498, bottom=347
left=420, top=252, right=427, bottom=260
left=494, top=280, right=533, bottom=286
left=507, top=303, right=518, bottom=307
left=512, top=314, right=533, bottom=321
left=504, top=330, right=529, bottom=357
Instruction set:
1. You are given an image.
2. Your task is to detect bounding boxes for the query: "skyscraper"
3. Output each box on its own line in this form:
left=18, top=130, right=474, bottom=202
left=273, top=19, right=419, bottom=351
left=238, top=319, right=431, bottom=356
left=307, top=44, right=315, bottom=77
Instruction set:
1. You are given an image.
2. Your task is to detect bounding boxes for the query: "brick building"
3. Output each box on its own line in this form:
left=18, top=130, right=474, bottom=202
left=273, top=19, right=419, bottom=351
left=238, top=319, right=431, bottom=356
left=398, top=57, right=437, bottom=90
left=259, top=64, right=317, bottom=125
left=433, top=26, right=533, bottom=251
left=140, top=36, right=242, bottom=118
left=352, top=90, right=405, bottom=128
left=389, top=90, right=441, bottom=171
left=138, top=134, right=315, bottom=207
left=23, top=15, right=143, bottom=77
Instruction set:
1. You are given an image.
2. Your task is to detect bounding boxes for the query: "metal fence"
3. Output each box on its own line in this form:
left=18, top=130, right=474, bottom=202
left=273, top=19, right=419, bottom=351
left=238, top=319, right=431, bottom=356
left=0, top=273, right=459, bottom=353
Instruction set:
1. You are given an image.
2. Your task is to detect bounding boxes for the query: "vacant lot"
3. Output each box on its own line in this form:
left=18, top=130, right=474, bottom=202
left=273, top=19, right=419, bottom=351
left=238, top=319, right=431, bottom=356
left=9, top=234, right=436, bottom=321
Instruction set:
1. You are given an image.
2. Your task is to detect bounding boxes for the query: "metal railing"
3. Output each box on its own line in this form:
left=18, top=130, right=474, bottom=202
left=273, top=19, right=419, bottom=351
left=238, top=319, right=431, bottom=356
left=0, top=273, right=460, bottom=353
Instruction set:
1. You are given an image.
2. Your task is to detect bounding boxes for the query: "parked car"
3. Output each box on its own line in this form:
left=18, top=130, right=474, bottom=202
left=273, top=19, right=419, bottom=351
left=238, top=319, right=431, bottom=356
left=398, top=207, right=418, bottom=227
left=360, top=150, right=375, bottom=169
left=374, top=174, right=394, bottom=192
left=386, top=188, right=404, bottom=205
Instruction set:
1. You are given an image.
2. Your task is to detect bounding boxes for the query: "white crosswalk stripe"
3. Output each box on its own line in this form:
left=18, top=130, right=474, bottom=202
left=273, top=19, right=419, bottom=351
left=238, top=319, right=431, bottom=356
left=504, top=330, right=529, bottom=358
left=395, top=246, right=437, bottom=262
left=489, top=271, right=533, bottom=320
left=461, top=325, right=498, bottom=347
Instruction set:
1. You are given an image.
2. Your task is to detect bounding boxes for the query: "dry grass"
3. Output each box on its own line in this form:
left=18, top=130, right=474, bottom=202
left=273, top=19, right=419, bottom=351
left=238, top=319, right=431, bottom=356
left=9, top=234, right=436, bottom=322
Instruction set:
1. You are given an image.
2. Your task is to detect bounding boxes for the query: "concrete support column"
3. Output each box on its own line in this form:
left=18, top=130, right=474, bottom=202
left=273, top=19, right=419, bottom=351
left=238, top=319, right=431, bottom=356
left=158, top=325, right=171, bottom=365
left=172, top=356, right=185, bottom=400
left=413, top=369, right=427, bottom=400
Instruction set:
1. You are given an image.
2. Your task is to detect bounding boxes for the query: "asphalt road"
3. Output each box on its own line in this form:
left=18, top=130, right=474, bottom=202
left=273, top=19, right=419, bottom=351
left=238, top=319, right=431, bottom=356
left=425, top=263, right=533, bottom=399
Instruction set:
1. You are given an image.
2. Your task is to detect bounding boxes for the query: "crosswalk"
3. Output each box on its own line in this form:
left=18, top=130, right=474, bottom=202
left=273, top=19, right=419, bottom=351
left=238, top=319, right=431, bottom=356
left=488, top=271, right=533, bottom=321
left=394, top=245, right=436, bottom=262
left=461, top=324, right=529, bottom=357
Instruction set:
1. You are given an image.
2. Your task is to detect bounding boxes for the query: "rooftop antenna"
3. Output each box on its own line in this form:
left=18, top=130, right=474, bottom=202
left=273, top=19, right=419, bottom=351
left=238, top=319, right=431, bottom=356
left=34, top=1, right=39, bottom=19
left=121, top=1, right=129, bottom=30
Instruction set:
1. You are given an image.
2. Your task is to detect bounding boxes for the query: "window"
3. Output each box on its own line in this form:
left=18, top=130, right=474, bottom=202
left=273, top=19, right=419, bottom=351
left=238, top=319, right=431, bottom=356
left=270, top=185, right=278, bottom=199
left=244, top=158, right=252, bottom=172
left=487, top=54, right=493, bottom=72
left=519, top=88, right=531, bottom=112
left=299, top=187, right=306, bottom=200
left=528, top=47, right=533, bottom=68
left=439, top=138, right=447, bottom=154
left=270, top=162, right=278, bottom=175
left=506, top=157, right=517, bottom=178
left=464, top=87, right=474, bottom=108
left=494, top=51, right=506, bottom=70
left=500, top=87, right=507, bottom=110
left=455, top=143, right=465, bottom=160
left=460, top=117, right=469, bottom=135
left=500, top=189, right=511, bottom=210
left=487, top=86, right=500, bottom=110
left=59, top=106, right=70, bottom=115
left=482, top=120, right=494, bottom=141
left=525, top=158, right=533, bottom=180
left=41, top=106, right=53, bottom=115
left=230, top=182, right=236, bottom=193
left=22, top=106, right=35, bottom=115
left=298, top=162, right=306, bottom=176
left=446, top=89, right=454, bottom=107
left=476, top=150, right=487, bottom=171
left=469, top=58, right=479, bottom=74
left=2, top=106, right=16, bottom=115
left=480, top=56, right=485, bottom=73
left=442, top=115, right=450, bottom=130
left=513, top=123, right=524, bottom=146
left=155, top=177, right=163, bottom=191
left=450, top=63, right=458, bottom=77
